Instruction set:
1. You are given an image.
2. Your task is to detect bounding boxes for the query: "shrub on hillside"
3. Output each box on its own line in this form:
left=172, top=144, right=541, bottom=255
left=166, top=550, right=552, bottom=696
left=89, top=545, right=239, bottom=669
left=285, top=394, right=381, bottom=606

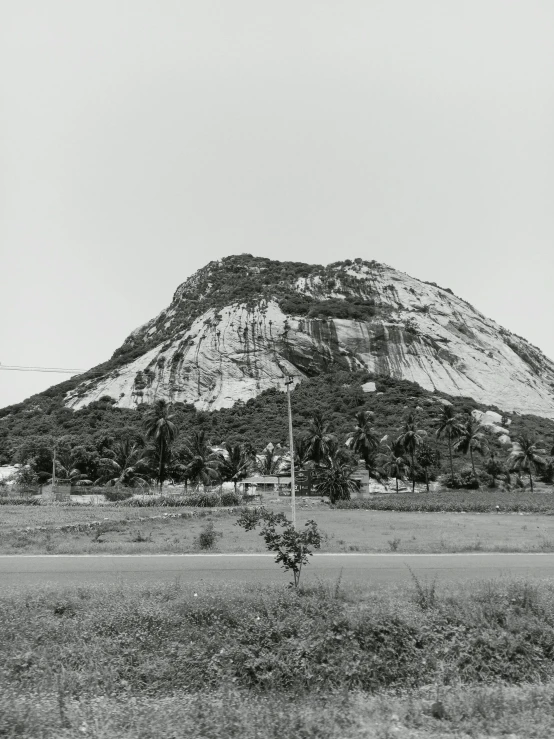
left=458, top=469, right=481, bottom=489
left=442, top=473, right=462, bottom=489
left=540, top=459, right=554, bottom=484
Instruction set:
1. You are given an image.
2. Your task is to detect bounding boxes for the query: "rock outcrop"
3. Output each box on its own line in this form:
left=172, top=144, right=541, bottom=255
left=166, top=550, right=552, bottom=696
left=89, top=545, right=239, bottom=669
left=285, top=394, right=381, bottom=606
left=65, top=256, right=554, bottom=419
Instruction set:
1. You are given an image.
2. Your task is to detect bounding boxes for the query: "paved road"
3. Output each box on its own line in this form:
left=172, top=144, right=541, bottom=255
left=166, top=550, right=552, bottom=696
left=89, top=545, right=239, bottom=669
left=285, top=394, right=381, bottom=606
left=1, top=553, right=554, bottom=592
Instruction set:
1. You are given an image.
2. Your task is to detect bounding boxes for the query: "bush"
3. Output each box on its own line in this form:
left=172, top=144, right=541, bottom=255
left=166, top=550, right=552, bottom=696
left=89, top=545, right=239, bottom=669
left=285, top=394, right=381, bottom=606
left=221, top=491, right=242, bottom=506
left=442, top=473, right=462, bottom=489
left=458, top=469, right=481, bottom=489
left=194, top=522, right=222, bottom=550
left=122, top=492, right=241, bottom=507
left=103, top=489, right=134, bottom=502
left=540, top=460, right=554, bottom=483
left=187, top=492, right=225, bottom=507
left=442, top=470, right=481, bottom=489
left=13, top=466, right=38, bottom=487
left=0, top=497, right=41, bottom=506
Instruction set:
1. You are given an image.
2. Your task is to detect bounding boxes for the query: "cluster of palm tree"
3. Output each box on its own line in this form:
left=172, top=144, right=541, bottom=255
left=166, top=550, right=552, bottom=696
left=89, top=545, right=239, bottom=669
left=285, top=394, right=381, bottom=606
left=87, top=399, right=552, bottom=497
left=94, top=400, right=257, bottom=492
left=347, top=409, right=432, bottom=493
left=435, top=405, right=551, bottom=491
left=347, top=405, right=553, bottom=494
left=505, top=436, right=550, bottom=491
left=93, top=400, right=179, bottom=489
left=290, top=410, right=360, bottom=503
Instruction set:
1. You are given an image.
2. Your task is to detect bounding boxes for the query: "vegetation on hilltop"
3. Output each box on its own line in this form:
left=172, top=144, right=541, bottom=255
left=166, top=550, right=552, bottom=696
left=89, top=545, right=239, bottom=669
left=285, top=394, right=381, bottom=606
left=0, top=256, right=391, bottom=409
left=2, top=253, right=552, bottom=448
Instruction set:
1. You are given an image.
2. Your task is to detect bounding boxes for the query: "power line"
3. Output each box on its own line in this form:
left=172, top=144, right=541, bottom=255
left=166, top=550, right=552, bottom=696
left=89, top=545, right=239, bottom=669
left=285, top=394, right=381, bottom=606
left=0, top=364, right=86, bottom=374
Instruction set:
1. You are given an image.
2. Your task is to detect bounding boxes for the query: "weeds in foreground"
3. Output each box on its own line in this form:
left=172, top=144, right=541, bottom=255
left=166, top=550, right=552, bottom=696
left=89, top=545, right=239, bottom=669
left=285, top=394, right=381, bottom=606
left=4, top=577, right=554, bottom=701
left=407, top=566, right=438, bottom=610
left=4, top=577, right=554, bottom=737
left=4, top=683, right=554, bottom=739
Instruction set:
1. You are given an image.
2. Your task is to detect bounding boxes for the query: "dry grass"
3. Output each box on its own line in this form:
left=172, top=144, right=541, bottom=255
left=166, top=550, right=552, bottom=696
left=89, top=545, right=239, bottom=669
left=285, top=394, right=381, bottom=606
left=4, top=502, right=554, bottom=554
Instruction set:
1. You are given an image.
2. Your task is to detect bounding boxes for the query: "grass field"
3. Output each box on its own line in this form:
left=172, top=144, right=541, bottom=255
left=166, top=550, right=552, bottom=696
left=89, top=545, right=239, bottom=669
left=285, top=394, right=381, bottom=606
left=4, top=501, right=554, bottom=554
left=3, top=577, right=554, bottom=738
left=336, top=486, right=554, bottom=513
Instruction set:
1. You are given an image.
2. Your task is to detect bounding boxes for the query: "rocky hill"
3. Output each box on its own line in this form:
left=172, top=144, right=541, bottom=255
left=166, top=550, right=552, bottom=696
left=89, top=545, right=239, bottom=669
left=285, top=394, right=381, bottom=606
left=63, top=255, right=554, bottom=419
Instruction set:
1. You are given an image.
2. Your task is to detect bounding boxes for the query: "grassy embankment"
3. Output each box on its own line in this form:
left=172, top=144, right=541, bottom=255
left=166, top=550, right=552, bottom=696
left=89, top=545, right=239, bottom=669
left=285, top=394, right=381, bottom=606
left=3, top=577, right=554, bottom=737
left=3, top=489, right=554, bottom=554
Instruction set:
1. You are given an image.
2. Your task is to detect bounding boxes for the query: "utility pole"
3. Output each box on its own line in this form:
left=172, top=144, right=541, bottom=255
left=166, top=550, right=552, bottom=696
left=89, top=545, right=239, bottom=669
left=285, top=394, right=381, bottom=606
left=285, top=375, right=296, bottom=529
left=52, top=440, right=57, bottom=493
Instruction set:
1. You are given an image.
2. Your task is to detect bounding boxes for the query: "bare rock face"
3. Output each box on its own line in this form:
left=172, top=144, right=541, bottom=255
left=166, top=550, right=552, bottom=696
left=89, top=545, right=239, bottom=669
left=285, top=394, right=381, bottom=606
left=65, top=256, right=554, bottom=418
left=472, top=409, right=512, bottom=445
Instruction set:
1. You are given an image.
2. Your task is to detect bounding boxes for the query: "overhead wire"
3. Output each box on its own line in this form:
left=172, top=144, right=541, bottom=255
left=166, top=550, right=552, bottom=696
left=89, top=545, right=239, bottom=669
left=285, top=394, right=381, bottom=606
left=0, top=364, right=86, bottom=374
left=0, top=364, right=108, bottom=376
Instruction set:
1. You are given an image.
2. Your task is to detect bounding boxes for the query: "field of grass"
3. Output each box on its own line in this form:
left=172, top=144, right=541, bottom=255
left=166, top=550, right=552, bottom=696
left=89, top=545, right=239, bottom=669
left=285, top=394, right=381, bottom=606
left=3, top=577, right=554, bottom=737
left=337, top=486, right=554, bottom=513
left=4, top=501, right=554, bottom=554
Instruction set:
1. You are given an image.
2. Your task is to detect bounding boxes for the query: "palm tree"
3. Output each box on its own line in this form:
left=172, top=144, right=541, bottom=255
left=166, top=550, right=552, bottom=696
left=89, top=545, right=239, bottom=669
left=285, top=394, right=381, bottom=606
left=435, top=405, right=464, bottom=478
left=347, top=410, right=380, bottom=464
left=281, top=436, right=313, bottom=475
left=380, top=442, right=409, bottom=493
left=507, top=434, right=546, bottom=492
left=144, top=399, right=177, bottom=489
left=96, top=439, right=150, bottom=487
left=219, top=442, right=253, bottom=492
left=396, top=411, right=425, bottom=492
left=52, top=447, right=92, bottom=485
left=416, top=442, right=440, bottom=492
left=485, top=451, right=505, bottom=488
left=453, top=416, right=488, bottom=479
left=314, top=446, right=359, bottom=503
left=293, top=435, right=313, bottom=470
left=256, top=445, right=282, bottom=476
left=305, top=411, right=337, bottom=466
left=179, top=430, right=221, bottom=490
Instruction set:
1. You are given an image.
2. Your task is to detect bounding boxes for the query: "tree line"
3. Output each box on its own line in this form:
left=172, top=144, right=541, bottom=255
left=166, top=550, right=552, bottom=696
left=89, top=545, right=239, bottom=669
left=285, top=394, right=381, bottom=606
left=10, top=398, right=554, bottom=502
left=352, top=405, right=553, bottom=495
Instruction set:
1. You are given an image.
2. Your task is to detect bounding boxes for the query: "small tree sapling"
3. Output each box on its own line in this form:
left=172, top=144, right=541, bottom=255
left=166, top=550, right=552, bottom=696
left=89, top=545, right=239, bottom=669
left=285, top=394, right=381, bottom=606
left=236, top=508, right=321, bottom=588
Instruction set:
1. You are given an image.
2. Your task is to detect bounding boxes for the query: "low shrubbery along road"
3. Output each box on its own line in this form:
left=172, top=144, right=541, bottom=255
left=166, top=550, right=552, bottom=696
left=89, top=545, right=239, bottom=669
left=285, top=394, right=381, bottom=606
left=1, top=552, right=554, bottom=590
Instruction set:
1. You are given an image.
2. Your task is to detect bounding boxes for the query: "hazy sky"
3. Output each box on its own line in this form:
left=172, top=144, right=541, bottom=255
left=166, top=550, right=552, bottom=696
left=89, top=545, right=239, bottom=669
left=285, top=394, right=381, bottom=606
left=1, top=1, right=553, bottom=409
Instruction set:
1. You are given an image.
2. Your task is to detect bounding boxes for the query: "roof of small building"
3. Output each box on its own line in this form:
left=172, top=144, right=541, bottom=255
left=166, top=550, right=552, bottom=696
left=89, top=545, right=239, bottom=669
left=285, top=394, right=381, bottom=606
left=242, top=476, right=291, bottom=485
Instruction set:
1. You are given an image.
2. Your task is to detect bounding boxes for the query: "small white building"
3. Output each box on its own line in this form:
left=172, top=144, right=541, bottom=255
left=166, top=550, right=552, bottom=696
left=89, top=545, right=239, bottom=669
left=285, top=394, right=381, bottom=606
left=240, top=475, right=292, bottom=495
